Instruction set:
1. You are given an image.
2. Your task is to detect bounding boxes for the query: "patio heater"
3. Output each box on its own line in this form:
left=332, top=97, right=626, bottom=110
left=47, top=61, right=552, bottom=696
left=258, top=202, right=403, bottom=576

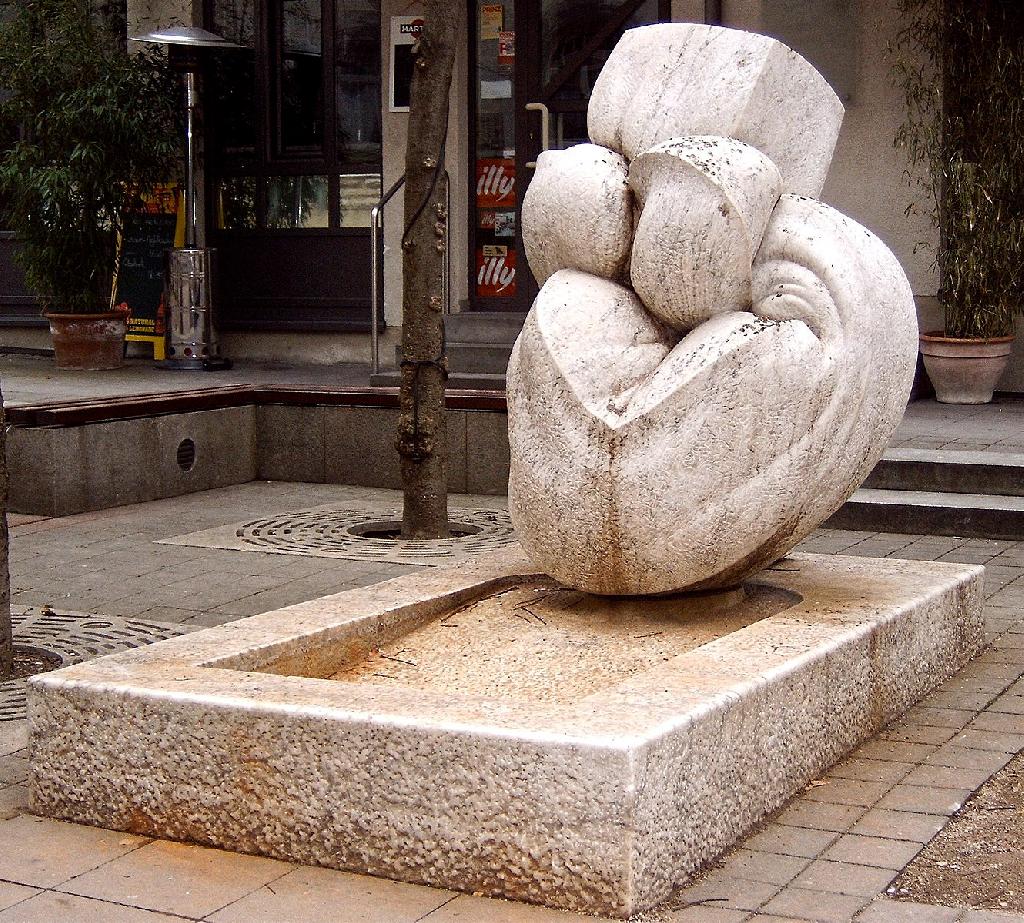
left=132, top=25, right=239, bottom=370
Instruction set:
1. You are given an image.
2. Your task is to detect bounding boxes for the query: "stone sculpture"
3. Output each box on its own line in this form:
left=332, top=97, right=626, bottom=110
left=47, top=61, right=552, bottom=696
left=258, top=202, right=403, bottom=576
left=508, top=23, right=918, bottom=596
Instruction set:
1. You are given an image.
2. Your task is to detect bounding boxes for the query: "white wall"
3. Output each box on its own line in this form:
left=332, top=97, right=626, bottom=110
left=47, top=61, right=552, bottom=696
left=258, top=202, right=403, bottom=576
left=718, top=0, right=936, bottom=299
left=127, top=0, right=199, bottom=33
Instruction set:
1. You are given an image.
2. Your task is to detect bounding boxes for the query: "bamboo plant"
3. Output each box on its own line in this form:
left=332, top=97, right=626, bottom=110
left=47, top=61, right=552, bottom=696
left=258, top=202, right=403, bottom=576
left=0, top=0, right=181, bottom=314
left=893, top=0, right=1024, bottom=339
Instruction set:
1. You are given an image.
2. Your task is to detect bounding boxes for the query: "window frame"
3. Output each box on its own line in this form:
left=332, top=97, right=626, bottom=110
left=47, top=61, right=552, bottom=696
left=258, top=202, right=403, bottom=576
left=203, top=0, right=382, bottom=234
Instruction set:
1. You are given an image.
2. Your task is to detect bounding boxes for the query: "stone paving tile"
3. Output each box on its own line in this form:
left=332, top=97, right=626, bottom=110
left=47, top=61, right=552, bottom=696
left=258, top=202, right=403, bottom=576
left=790, top=860, right=898, bottom=897
left=750, top=915, right=810, bottom=923
left=853, top=740, right=939, bottom=764
left=880, top=724, right=959, bottom=746
left=970, top=711, right=1024, bottom=734
left=760, top=886, right=870, bottom=922
left=854, top=898, right=960, bottom=921
left=0, top=815, right=150, bottom=888
left=920, top=691, right=996, bottom=711
left=421, top=893, right=605, bottom=921
left=744, top=825, right=839, bottom=860
left=950, top=728, right=1024, bottom=753
left=960, top=910, right=1024, bottom=922
left=673, top=907, right=751, bottom=922
left=130, top=606, right=211, bottom=624
left=923, top=745, right=1014, bottom=773
left=800, top=779, right=893, bottom=807
left=721, top=850, right=813, bottom=886
left=821, top=835, right=923, bottom=870
left=876, top=784, right=971, bottom=816
left=847, top=809, right=949, bottom=843
left=0, top=891, right=185, bottom=922
left=904, top=707, right=976, bottom=730
left=901, top=764, right=993, bottom=790
left=0, top=722, right=27, bottom=758
left=0, top=881, right=39, bottom=914
left=676, top=873, right=782, bottom=912
left=773, top=801, right=867, bottom=834
left=207, top=866, right=457, bottom=923
left=62, top=839, right=292, bottom=919
left=827, top=759, right=914, bottom=784
left=0, top=784, right=28, bottom=821
left=988, top=694, right=1024, bottom=715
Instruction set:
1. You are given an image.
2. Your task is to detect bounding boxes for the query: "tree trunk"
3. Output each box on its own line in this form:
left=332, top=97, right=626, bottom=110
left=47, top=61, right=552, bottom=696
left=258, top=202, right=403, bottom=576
left=398, top=1, right=461, bottom=539
left=0, top=382, right=11, bottom=679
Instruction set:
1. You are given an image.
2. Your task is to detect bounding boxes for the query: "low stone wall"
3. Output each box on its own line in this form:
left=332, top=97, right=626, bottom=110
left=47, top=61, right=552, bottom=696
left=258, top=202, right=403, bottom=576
left=5, top=400, right=510, bottom=516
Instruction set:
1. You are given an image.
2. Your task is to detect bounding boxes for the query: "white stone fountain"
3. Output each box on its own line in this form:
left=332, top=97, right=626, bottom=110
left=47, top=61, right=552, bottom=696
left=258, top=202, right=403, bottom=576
left=28, top=24, right=982, bottom=920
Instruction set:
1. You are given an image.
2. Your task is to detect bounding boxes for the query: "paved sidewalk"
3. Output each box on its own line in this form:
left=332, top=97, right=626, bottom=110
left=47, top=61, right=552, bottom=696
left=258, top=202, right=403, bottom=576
left=4, top=351, right=1024, bottom=455
left=3, top=485, right=1024, bottom=921
left=0, top=355, right=376, bottom=406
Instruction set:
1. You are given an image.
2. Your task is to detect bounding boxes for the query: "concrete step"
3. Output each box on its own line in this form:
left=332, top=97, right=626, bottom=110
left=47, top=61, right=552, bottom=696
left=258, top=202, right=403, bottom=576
left=369, top=370, right=507, bottom=391
left=865, top=447, right=1024, bottom=496
left=828, top=487, right=1024, bottom=540
left=445, top=311, right=526, bottom=345
left=447, top=342, right=514, bottom=375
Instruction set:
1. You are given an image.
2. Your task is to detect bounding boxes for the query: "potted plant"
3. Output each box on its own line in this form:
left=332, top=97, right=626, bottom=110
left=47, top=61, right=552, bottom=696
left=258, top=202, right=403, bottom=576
left=0, top=0, right=180, bottom=370
left=893, top=0, right=1024, bottom=403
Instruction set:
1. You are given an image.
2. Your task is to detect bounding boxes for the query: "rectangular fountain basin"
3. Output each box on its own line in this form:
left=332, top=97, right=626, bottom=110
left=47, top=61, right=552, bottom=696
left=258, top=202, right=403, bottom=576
left=28, top=551, right=983, bottom=918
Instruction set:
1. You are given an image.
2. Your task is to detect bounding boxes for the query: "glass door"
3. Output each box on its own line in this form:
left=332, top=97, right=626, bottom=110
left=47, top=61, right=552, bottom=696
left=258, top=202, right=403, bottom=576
left=467, top=0, right=669, bottom=312
left=469, top=2, right=521, bottom=310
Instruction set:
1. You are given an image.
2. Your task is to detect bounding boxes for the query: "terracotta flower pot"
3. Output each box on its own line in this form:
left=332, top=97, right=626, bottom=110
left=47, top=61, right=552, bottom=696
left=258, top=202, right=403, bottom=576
left=45, top=309, right=128, bottom=371
left=919, top=331, right=1014, bottom=404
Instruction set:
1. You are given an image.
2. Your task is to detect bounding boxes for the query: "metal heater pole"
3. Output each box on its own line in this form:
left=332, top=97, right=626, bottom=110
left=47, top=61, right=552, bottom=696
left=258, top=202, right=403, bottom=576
left=184, top=71, right=198, bottom=249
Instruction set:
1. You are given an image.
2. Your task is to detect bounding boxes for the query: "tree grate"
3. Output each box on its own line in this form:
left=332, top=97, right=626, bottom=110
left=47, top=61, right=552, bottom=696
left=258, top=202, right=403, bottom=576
left=1, top=608, right=189, bottom=721
left=160, top=504, right=519, bottom=567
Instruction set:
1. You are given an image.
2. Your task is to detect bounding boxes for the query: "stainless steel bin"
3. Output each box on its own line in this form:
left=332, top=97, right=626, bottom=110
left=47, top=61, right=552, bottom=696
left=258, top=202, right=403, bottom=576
left=165, top=247, right=223, bottom=369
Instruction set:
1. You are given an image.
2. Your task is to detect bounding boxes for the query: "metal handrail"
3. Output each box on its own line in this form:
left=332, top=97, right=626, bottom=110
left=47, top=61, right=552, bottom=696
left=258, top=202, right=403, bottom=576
left=370, top=171, right=450, bottom=376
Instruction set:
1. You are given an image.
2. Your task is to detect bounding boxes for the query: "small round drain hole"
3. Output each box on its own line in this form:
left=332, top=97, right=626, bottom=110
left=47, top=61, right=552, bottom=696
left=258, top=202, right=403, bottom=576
left=347, top=519, right=483, bottom=541
left=176, top=438, right=196, bottom=471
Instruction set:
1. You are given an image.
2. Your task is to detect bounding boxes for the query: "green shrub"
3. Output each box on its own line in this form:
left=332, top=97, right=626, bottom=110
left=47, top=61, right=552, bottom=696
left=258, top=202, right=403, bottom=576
left=0, top=0, right=181, bottom=313
left=893, top=0, right=1024, bottom=338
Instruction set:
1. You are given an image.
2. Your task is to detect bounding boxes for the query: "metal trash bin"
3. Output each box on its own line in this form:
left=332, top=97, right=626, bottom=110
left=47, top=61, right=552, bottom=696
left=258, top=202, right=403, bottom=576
left=164, top=248, right=227, bottom=369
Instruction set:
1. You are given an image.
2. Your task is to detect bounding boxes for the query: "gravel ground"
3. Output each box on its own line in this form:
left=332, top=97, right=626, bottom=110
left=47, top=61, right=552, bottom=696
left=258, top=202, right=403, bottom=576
left=892, top=749, right=1024, bottom=913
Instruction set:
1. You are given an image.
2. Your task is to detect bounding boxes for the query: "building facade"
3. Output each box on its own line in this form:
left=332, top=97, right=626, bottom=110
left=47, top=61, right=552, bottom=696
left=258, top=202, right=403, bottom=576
left=3, top=0, right=979, bottom=384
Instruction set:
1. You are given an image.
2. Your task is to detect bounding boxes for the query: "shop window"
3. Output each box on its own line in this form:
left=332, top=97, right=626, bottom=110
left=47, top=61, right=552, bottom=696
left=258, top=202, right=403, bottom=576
left=266, top=175, right=329, bottom=227
left=206, top=0, right=381, bottom=230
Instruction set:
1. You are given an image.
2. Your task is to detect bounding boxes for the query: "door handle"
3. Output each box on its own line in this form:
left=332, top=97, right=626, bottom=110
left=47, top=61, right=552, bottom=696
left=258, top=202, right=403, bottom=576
left=524, top=102, right=550, bottom=169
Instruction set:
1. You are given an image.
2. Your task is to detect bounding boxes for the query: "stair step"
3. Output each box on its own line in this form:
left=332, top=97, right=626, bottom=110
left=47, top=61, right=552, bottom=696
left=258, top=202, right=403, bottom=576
left=828, top=487, right=1024, bottom=540
left=445, top=311, right=526, bottom=345
left=369, top=370, right=507, bottom=391
left=390, top=342, right=514, bottom=376
left=447, top=342, right=514, bottom=375
left=865, top=448, right=1024, bottom=497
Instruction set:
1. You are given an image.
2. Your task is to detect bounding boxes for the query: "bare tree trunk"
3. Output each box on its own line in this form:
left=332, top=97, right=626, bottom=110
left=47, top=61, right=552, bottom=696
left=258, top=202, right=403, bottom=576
left=0, top=382, right=11, bottom=679
left=398, top=1, right=461, bottom=539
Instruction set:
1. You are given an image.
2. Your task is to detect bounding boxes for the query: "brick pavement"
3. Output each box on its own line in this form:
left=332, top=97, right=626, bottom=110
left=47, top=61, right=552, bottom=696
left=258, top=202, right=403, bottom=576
left=3, top=485, right=1024, bottom=920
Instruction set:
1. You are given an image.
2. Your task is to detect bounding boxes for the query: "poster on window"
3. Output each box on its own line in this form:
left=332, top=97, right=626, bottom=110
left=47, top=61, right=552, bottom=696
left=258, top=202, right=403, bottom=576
left=497, top=30, right=515, bottom=65
left=477, top=245, right=516, bottom=297
left=476, top=158, right=515, bottom=207
left=480, top=4, right=504, bottom=40
left=389, top=16, right=424, bottom=112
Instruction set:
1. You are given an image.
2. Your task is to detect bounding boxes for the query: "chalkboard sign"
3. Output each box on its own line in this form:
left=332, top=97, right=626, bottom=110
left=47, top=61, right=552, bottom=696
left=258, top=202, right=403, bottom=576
left=116, top=211, right=176, bottom=341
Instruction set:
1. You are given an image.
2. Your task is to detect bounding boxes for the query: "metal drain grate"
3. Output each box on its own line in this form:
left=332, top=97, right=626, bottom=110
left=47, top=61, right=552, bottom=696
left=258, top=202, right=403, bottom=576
left=237, top=507, right=516, bottom=564
left=160, top=504, right=519, bottom=567
left=0, top=608, right=190, bottom=721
